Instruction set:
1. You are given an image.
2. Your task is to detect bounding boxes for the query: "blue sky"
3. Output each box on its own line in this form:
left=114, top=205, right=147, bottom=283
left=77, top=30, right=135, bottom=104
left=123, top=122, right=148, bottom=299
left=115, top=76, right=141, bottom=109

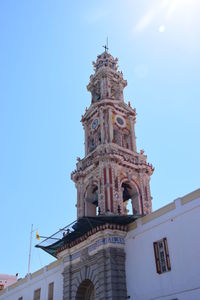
left=0, top=0, right=200, bottom=278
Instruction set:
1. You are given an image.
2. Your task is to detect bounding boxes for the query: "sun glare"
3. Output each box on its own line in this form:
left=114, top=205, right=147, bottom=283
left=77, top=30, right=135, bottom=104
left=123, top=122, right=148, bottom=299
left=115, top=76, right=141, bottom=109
left=159, top=25, right=166, bottom=33
left=134, top=0, right=200, bottom=33
left=165, top=0, right=199, bottom=19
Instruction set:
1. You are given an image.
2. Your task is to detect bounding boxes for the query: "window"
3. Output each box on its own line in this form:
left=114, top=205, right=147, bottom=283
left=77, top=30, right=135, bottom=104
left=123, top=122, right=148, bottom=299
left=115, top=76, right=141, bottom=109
left=0, top=284, right=4, bottom=291
left=153, top=237, right=171, bottom=274
left=48, top=282, right=54, bottom=300
left=33, top=288, right=41, bottom=300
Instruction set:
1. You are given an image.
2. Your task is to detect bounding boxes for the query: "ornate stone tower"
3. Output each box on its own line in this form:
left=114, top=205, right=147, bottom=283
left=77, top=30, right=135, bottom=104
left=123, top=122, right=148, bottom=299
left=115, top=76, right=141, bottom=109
left=71, top=50, right=154, bottom=219
left=38, top=49, right=155, bottom=300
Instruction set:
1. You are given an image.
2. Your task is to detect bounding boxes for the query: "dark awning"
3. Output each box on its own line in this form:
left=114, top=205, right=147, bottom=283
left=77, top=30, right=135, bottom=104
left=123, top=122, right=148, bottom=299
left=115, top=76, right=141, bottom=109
left=35, top=215, right=141, bottom=257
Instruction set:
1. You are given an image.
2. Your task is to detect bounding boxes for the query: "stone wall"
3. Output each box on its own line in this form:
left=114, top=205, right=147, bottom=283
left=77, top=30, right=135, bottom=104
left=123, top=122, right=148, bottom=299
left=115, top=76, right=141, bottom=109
left=63, top=246, right=127, bottom=300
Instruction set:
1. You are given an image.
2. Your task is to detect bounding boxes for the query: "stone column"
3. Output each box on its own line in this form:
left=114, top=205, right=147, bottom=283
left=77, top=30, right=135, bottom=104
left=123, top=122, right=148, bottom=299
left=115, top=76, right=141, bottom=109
left=63, top=262, right=72, bottom=300
left=129, top=117, right=137, bottom=152
left=84, top=124, right=88, bottom=155
left=77, top=179, right=84, bottom=219
left=139, top=171, right=146, bottom=215
left=100, top=109, right=104, bottom=144
left=108, top=108, right=113, bottom=143
left=99, top=161, right=105, bottom=215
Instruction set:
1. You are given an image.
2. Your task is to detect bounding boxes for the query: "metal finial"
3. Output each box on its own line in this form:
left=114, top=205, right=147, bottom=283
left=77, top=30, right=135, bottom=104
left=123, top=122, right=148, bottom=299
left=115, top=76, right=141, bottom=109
left=102, top=37, right=109, bottom=52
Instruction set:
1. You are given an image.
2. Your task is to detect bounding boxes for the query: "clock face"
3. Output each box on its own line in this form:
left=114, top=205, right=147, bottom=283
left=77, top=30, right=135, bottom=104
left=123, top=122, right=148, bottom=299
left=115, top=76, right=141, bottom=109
left=115, top=115, right=126, bottom=128
left=92, top=118, right=99, bottom=130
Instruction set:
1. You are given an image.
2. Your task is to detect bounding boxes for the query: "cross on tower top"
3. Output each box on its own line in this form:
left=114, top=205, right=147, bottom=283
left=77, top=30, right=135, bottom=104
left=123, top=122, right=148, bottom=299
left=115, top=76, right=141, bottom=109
left=102, top=38, right=109, bottom=52
left=102, top=44, right=109, bottom=52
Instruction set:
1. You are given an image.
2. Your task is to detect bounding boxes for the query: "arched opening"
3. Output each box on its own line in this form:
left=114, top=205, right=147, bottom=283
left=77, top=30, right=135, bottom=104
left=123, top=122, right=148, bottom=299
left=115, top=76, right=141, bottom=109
left=76, top=279, right=96, bottom=300
left=85, top=184, right=99, bottom=216
left=122, top=182, right=140, bottom=215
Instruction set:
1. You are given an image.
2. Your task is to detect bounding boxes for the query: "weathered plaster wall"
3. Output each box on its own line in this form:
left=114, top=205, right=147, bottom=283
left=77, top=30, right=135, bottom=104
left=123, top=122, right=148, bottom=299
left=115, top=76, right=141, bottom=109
left=125, top=189, right=200, bottom=300
left=0, top=261, right=63, bottom=300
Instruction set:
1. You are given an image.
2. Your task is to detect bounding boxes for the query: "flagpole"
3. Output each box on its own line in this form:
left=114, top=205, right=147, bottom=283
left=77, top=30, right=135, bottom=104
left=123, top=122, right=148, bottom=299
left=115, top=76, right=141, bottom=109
left=28, top=224, right=33, bottom=276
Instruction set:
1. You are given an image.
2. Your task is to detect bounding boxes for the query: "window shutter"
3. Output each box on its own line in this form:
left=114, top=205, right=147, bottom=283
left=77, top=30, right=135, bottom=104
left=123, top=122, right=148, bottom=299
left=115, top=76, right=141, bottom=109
left=153, top=242, right=161, bottom=274
left=163, top=237, right=171, bottom=271
left=48, top=282, right=54, bottom=300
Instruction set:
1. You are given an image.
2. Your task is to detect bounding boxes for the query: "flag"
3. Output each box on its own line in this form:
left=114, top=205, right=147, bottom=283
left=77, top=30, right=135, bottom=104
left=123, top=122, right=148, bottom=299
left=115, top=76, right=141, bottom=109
left=36, top=230, right=40, bottom=240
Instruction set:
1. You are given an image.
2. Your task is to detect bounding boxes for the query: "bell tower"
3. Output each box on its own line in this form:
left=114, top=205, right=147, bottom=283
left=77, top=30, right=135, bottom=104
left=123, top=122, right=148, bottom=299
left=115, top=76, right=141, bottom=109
left=71, top=50, right=154, bottom=219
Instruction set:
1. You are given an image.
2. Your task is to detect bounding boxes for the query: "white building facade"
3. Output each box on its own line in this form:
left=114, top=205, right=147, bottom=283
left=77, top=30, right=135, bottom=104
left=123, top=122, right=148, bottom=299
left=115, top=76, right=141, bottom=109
left=125, top=189, right=200, bottom=300
left=0, top=261, right=63, bottom=300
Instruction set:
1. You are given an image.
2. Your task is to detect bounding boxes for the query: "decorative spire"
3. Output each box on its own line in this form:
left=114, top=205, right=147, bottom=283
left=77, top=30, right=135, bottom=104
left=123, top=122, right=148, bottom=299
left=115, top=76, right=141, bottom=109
left=88, top=51, right=127, bottom=103
left=92, top=51, right=118, bottom=72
